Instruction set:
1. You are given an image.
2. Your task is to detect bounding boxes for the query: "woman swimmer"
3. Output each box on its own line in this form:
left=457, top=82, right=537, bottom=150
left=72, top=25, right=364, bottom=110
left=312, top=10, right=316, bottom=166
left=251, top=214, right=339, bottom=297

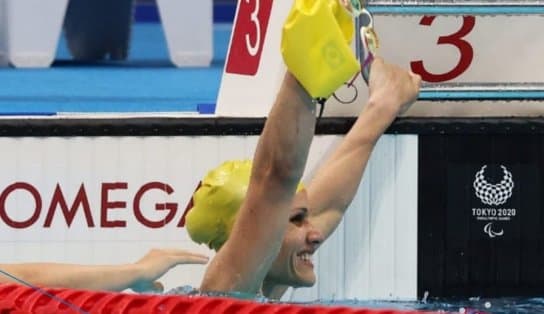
left=186, top=0, right=421, bottom=299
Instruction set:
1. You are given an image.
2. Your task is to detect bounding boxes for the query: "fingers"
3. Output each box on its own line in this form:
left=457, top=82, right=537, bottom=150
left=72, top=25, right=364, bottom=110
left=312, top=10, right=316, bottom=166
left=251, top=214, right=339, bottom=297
left=409, top=71, right=422, bottom=87
left=371, top=56, right=421, bottom=89
left=340, top=0, right=352, bottom=11
left=409, top=71, right=421, bottom=81
left=152, top=248, right=210, bottom=264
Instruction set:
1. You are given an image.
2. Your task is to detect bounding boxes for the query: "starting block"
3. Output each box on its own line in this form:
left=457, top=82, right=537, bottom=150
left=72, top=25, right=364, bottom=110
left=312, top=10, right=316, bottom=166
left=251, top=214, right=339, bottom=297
left=0, top=0, right=212, bottom=68
left=63, top=0, right=134, bottom=61
left=157, top=0, right=213, bottom=67
left=5, top=0, right=68, bottom=68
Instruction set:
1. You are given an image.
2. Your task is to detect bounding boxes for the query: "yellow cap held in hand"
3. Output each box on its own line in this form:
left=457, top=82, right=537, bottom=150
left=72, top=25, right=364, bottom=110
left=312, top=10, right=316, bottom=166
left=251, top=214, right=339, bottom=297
left=185, top=160, right=304, bottom=251
left=281, top=0, right=360, bottom=99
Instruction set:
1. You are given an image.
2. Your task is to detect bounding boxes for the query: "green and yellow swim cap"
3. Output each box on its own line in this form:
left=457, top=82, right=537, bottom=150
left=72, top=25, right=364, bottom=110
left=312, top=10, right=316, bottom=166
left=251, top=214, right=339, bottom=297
left=184, top=160, right=304, bottom=251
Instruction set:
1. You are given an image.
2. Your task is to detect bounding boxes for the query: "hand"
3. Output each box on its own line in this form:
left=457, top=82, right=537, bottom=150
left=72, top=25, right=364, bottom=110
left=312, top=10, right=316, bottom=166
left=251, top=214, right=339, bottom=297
left=339, top=0, right=364, bottom=12
left=367, top=57, right=421, bottom=118
left=340, top=0, right=353, bottom=12
left=130, top=248, right=209, bottom=293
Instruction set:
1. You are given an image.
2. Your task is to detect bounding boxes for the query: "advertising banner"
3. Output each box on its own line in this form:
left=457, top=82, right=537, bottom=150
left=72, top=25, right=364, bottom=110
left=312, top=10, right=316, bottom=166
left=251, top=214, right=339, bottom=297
left=0, top=134, right=418, bottom=300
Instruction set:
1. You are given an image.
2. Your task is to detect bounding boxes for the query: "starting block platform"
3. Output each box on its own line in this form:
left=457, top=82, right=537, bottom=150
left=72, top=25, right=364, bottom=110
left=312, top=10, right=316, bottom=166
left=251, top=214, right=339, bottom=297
left=0, top=0, right=212, bottom=68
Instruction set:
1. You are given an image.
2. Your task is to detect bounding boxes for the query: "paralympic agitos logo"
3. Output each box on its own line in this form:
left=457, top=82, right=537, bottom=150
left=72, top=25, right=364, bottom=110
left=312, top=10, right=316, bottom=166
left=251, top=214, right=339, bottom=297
left=473, top=165, right=514, bottom=206
left=472, top=165, right=516, bottom=238
left=0, top=182, right=189, bottom=229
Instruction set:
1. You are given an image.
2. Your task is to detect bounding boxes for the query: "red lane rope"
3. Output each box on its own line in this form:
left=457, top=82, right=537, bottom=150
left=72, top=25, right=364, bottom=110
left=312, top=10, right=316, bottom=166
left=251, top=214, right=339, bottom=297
left=0, top=283, right=444, bottom=314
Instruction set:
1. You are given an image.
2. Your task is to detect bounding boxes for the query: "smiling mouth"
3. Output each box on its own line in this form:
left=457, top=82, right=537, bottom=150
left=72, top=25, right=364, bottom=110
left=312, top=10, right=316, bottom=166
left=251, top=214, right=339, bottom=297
left=297, top=252, right=314, bottom=267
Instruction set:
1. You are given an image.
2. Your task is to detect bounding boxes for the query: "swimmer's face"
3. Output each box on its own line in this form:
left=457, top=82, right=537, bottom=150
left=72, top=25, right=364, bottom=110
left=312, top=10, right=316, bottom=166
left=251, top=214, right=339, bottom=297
left=265, top=189, right=324, bottom=287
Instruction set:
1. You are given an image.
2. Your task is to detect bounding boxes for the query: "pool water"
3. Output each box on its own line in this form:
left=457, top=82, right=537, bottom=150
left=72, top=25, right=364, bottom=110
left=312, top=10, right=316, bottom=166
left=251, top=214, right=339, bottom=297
left=321, top=298, right=544, bottom=314
left=168, top=286, right=544, bottom=314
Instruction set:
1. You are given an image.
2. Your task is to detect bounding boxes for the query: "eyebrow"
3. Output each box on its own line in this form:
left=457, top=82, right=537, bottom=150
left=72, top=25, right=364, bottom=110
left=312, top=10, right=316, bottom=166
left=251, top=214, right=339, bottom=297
left=293, top=207, right=308, bottom=215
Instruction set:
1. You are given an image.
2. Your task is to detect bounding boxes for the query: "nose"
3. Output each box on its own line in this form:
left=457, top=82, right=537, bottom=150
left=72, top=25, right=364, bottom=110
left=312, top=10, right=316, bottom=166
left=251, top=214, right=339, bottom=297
left=306, top=226, right=324, bottom=248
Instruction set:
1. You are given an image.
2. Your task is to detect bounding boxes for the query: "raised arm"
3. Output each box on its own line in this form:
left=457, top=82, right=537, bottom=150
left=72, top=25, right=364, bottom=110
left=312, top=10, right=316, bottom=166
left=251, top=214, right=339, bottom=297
left=200, top=72, right=316, bottom=293
left=0, top=249, right=208, bottom=292
left=307, top=57, right=421, bottom=240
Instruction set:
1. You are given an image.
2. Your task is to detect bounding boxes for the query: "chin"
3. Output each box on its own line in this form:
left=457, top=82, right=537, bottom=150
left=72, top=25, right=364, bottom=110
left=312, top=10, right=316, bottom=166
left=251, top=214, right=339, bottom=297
left=292, top=275, right=316, bottom=288
left=298, top=280, right=315, bottom=288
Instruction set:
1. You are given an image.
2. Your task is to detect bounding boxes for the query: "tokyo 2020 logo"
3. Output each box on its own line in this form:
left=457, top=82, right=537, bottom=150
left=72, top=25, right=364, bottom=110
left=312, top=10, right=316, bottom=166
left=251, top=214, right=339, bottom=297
left=473, top=165, right=514, bottom=206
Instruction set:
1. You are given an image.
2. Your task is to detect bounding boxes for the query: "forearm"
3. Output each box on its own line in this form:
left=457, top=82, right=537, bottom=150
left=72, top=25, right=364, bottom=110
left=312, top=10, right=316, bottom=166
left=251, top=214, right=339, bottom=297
left=308, top=100, right=396, bottom=238
left=252, top=72, right=316, bottom=189
left=354, top=97, right=400, bottom=144
left=309, top=57, right=420, bottom=239
left=332, top=98, right=398, bottom=165
left=325, top=101, right=392, bottom=202
left=0, top=263, right=141, bottom=291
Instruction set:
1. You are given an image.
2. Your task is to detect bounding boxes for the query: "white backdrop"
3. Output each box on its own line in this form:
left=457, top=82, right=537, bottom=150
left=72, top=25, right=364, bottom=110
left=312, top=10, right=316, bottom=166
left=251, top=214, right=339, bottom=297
left=0, top=0, right=7, bottom=66
left=0, top=134, right=418, bottom=301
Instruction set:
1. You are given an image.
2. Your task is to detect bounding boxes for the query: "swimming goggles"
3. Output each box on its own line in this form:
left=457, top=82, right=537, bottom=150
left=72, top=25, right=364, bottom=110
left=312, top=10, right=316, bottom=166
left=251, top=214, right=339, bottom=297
left=350, top=0, right=380, bottom=85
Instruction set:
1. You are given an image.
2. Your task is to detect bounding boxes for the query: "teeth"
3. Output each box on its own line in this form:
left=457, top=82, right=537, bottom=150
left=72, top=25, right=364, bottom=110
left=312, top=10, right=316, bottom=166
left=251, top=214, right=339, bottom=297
left=299, top=253, right=313, bottom=262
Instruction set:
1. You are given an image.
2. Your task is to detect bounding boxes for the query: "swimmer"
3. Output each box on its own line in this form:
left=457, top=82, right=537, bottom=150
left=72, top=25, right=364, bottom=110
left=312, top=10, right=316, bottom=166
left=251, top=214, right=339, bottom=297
left=187, top=0, right=421, bottom=299
left=0, top=248, right=208, bottom=292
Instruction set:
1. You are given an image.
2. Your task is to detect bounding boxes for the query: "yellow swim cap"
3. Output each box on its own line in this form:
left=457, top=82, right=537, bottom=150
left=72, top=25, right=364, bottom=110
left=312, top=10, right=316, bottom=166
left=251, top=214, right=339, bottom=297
left=184, top=160, right=304, bottom=251
left=281, top=0, right=359, bottom=99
